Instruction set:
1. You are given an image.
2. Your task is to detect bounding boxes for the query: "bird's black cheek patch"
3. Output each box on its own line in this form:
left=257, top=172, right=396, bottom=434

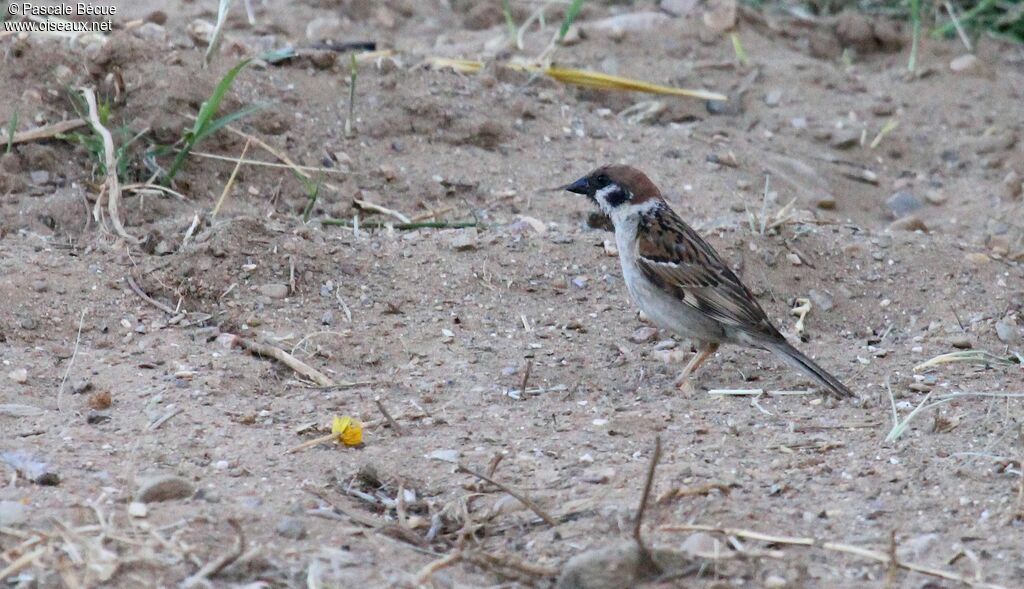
left=604, top=188, right=630, bottom=208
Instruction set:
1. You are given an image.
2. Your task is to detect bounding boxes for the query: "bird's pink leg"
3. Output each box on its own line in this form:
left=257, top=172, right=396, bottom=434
left=674, top=342, right=719, bottom=390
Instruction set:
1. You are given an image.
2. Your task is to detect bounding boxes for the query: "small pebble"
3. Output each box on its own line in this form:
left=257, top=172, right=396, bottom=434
left=995, top=319, right=1018, bottom=344
left=885, top=191, right=923, bottom=219
left=830, top=129, right=860, bottom=150
left=136, top=475, right=195, bottom=503
left=259, top=284, right=289, bottom=299
left=8, top=368, right=27, bottom=384
left=449, top=228, right=478, bottom=251
left=630, top=326, right=659, bottom=344
left=949, top=54, right=980, bottom=73
left=947, top=336, right=972, bottom=350
left=128, top=502, right=148, bottom=518
left=427, top=449, right=460, bottom=463
left=276, top=516, right=307, bottom=540
left=0, top=500, right=28, bottom=526
left=808, top=289, right=834, bottom=312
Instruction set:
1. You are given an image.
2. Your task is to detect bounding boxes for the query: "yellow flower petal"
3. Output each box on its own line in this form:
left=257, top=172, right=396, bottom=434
left=331, top=415, right=363, bottom=447
left=341, top=420, right=363, bottom=446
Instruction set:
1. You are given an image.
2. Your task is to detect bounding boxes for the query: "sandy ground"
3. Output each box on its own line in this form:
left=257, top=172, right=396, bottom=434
left=1, top=1, right=1024, bottom=587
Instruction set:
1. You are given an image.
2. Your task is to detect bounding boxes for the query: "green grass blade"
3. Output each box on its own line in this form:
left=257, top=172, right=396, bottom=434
left=558, top=0, right=585, bottom=42
left=5, top=111, right=17, bottom=154
left=199, top=102, right=269, bottom=142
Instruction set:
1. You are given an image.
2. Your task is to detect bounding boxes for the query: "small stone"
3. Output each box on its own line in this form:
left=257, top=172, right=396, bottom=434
left=580, top=467, right=615, bottom=484
left=813, top=194, right=837, bottom=210
left=0, top=500, right=27, bottom=526
left=449, top=228, right=478, bottom=251
left=996, top=319, right=1018, bottom=344
left=571, top=276, right=588, bottom=289
left=603, top=239, right=618, bottom=256
left=128, top=502, right=148, bottom=518
left=276, top=516, right=307, bottom=539
left=259, top=284, right=289, bottom=299
left=306, top=17, right=344, bottom=41
left=898, top=533, right=939, bottom=561
left=145, top=10, right=167, bottom=24
left=427, top=449, right=460, bottom=463
left=786, top=253, right=803, bottom=266
left=703, top=0, right=736, bottom=33
left=187, top=19, right=215, bottom=45
left=630, top=327, right=659, bottom=344
left=949, top=54, right=980, bottom=73
left=808, top=289, right=834, bottom=312
left=964, top=252, right=990, bottom=267
left=885, top=191, right=923, bottom=219
left=588, top=12, right=671, bottom=36
left=136, top=475, right=195, bottom=503
left=35, top=472, right=60, bottom=486
left=440, top=328, right=455, bottom=343
left=764, top=89, right=782, bottom=107
left=924, top=189, right=948, bottom=205
left=8, top=368, right=27, bottom=384
left=764, top=575, right=788, bottom=589
left=681, top=532, right=723, bottom=556
left=830, top=129, right=861, bottom=150
left=29, top=170, right=49, bottom=184
left=133, top=22, right=166, bottom=42
left=1001, top=170, right=1022, bottom=200
left=888, top=216, right=927, bottom=232
left=558, top=24, right=582, bottom=46
left=947, top=336, right=972, bottom=350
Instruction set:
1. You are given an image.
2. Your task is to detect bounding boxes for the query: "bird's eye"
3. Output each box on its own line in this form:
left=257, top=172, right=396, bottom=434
left=595, top=174, right=610, bottom=186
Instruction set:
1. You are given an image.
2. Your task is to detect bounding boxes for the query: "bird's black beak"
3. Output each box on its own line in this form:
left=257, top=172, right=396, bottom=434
left=563, top=176, right=591, bottom=195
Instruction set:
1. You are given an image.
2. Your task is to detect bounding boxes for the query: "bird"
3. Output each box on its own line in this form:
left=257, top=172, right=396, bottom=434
left=562, top=164, right=854, bottom=399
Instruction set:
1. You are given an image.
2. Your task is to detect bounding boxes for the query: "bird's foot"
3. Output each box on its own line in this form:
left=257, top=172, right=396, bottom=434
left=673, top=373, right=697, bottom=394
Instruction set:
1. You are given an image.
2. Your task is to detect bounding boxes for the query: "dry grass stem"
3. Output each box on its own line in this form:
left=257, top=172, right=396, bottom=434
left=374, top=397, right=405, bottom=435
left=80, top=87, right=137, bottom=243
left=126, top=275, right=177, bottom=315
left=181, top=519, right=245, bottom=588
left=353, top=197, right=411, bottom=224
left=187, top=150, right=344, bottom=175
left=210, top=138, right=250, bottom=221
left=55, top=309, right=87, bottom=414
left=415, top=551, right=462, bottom=585
left=661, top=524, right=1008, bottom=589
left=10, top=119, right=86, bottom=144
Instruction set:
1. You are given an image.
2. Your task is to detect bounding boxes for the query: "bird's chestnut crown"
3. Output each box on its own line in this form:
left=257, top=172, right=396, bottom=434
left=563, top=165, right=661, bottom=213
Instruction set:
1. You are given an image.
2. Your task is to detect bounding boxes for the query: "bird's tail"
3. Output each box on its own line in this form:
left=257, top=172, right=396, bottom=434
left=765, top=340, right=855, bottom=399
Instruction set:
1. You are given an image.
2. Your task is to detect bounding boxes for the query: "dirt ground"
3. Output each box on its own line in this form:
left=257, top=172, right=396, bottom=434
left=2, top=0, right=1024, bottom=587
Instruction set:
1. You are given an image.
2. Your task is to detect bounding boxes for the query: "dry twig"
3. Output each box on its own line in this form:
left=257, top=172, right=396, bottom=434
left=9, top=119, right=86, bottom=144
left=181, top=520, right=245, bottom=588
left=660, top=524, right=1008, bottom=589
left=456, top=464, right=557, bottom=528
left=228, top=334, right=335, bottom=387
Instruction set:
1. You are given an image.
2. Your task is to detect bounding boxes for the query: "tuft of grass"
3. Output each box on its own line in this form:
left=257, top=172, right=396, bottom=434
left=61, top=92, right=144, bottom=183
left=5, top=111, right=17, bottom=154
left=298, top=172, right=323, bottom=223
left=163, top=57, right=266, bottom=184
left=558, top=0, right=585, bottom=42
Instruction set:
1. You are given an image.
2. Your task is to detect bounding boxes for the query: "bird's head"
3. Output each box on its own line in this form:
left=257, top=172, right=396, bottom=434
left=563, top=165, right=662, bottom=218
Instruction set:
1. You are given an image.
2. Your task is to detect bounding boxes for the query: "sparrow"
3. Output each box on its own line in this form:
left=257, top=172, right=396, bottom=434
left=563, top=164, right=853, bottom=399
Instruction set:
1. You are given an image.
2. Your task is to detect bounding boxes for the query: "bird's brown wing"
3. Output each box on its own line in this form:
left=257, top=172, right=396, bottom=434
left=636, top=206, right=782, bottom=341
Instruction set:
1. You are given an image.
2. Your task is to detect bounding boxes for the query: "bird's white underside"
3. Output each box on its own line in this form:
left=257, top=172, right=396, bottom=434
left=610, top=199, right=727, bottom=344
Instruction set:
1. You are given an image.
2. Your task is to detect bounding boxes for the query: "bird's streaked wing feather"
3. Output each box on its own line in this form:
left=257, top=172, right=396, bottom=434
left=636, top=206, right=781, bottom=340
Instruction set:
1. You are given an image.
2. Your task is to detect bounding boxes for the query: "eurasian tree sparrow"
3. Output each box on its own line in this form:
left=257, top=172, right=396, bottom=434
left=564, top=164, right=853, bottom=399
